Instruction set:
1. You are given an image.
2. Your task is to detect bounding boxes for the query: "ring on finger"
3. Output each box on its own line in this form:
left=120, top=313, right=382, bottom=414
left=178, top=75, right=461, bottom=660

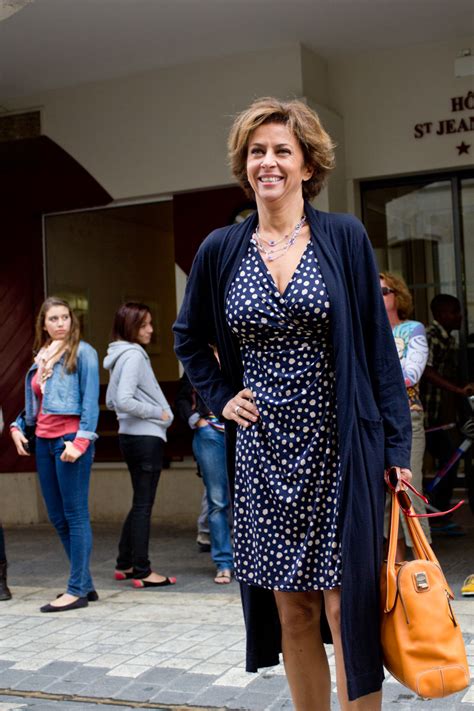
left=234, top=405, right=241, bottom=416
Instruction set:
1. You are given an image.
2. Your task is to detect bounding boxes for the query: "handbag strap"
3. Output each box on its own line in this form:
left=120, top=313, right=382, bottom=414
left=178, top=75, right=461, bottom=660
left=385, top=489, right=454, bottom=612
left=402, top=499, right=454, bottom=598
left=385, top=489, right=400, bottom=612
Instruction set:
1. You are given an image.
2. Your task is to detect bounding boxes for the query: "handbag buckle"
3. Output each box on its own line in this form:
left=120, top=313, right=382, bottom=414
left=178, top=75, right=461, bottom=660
left=414, top=572, right=429, bottom=591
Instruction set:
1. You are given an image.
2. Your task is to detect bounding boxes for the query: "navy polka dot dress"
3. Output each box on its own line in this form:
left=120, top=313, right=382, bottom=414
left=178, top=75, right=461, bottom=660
left=225, top=239, right=342, bottom=592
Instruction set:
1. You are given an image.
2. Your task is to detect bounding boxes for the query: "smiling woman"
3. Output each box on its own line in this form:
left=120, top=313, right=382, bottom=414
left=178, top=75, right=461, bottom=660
left=174, top=96, right=412, bottom=710
left=228, top=96, right=335, bottom=203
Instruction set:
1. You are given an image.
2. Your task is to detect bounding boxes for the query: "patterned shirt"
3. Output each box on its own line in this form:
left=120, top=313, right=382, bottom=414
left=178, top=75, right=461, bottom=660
left=392, top=321, right=428, bottom=411
left=205, top=413, right=225, bottom=433
left=423, top=320, right=457, bottom=426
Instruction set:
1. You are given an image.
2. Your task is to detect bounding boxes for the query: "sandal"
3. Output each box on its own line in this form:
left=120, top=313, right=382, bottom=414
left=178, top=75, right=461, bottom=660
left=214, top=569, right=232, bottom=584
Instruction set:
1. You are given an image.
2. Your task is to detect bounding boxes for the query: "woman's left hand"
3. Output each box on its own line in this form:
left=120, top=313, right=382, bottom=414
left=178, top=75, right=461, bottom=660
left=384, top=466, right=413, bottom=491
left=60, top=442, right=82, bottom=463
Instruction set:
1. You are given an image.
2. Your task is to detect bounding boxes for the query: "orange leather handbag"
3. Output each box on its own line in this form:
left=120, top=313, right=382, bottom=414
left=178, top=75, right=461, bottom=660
left=381, top=475, right=470, bottom=699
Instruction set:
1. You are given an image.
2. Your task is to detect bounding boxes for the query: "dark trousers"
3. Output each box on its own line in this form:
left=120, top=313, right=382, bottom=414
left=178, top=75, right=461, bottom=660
left=0, top=525, right=6, bottom=563
left=116, top=434, right=164, bottom=578
left=425, top=429, right=460, bottom=514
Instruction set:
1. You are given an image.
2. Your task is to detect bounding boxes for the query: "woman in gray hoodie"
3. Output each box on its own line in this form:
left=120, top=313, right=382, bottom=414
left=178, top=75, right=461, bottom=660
left=104, top=302, right=175, bottom=588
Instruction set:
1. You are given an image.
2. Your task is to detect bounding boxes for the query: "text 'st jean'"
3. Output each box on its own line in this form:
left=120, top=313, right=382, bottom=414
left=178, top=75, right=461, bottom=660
left=192, top=425, right=233, bottom=572
left=35, top=433, right=94, bottom=597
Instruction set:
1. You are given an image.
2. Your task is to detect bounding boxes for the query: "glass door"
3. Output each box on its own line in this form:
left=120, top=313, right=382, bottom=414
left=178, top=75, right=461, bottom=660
left=362, top=179, right=457, bottom=327
left=362, top=171, right=474, bottom=509
left=461, top=177, right=474, bottom=381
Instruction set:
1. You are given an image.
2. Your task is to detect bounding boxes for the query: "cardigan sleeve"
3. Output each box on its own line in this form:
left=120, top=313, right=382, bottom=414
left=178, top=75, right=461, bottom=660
left=173, top=235, right=236, bottom=418
left=351, top=225, right=412, bottom=469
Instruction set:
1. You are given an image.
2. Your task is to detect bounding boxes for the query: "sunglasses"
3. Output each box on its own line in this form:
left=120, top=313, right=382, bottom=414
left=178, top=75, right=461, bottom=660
left=381, top=286, right=395, bottom=296
left=384, top=467, right=464, bottom=518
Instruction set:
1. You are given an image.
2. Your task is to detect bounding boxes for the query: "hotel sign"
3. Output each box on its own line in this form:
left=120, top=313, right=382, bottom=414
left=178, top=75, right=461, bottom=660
left=413, top=92, right=473, bottom=154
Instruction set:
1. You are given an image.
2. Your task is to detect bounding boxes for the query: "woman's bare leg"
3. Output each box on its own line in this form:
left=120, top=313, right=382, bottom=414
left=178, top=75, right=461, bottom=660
left=274, top=590, right=330, bottom=711
left=324, top=589, right=382, bottom=711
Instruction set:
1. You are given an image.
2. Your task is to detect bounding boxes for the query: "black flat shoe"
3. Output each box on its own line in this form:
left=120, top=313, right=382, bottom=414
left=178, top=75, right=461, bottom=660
left=56, top=590, right=99, bottom=602
left=114, top=570, right=133, bottom=580
left=132, top=576, right=177, bottom=588
left=41, top=597, right=88, bottom=613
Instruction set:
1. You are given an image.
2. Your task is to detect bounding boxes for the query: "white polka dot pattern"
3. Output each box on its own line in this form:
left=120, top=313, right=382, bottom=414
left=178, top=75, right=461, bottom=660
left=225, top=240, right=342, bottom=591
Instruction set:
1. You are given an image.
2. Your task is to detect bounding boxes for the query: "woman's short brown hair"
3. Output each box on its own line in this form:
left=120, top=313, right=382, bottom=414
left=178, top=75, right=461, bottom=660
left=111, top=302, right=151, bottom=343
left=379, top=272, right=413, bottom=320
left=228, top=97, right=336, bottom=201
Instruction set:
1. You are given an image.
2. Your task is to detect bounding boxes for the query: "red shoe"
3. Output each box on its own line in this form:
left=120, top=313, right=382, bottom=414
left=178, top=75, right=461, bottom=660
left=114, top=570, right=133, bottom=581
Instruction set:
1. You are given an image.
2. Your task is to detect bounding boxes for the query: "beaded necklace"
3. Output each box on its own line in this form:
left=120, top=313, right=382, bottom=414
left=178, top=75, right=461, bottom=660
left=251, top=216, right=306, bottom=262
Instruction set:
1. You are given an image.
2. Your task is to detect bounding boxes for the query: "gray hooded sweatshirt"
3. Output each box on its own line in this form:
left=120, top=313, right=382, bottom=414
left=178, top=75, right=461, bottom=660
left=103, top=341, right=173, bottom=440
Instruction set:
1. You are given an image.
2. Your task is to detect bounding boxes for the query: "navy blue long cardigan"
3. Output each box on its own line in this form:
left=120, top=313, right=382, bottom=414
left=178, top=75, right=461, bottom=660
left=173, top=203, right=411, bottom=701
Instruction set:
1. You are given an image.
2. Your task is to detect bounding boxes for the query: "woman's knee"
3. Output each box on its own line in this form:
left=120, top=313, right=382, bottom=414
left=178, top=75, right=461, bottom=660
left=275, top=593, right=322, bottom=635
left=48, top=511, right=68, bottom=535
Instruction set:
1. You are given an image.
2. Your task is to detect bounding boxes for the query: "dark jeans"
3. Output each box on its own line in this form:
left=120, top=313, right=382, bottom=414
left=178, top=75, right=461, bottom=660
left=35, top=434, right=95, bottom=597
left=425, top=429, right=460, bottom=515
left=116, top=434, right=164, bottom=578
left=0, top=525, right=6, bottom=563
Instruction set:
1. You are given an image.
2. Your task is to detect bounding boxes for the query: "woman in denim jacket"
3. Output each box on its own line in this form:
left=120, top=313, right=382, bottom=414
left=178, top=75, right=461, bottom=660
left=11, top=297, right=99, bottom=612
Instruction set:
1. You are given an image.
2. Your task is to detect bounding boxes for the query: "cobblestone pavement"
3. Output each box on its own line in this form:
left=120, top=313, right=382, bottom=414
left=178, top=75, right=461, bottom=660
left=0, top=523, right=472, bottom=710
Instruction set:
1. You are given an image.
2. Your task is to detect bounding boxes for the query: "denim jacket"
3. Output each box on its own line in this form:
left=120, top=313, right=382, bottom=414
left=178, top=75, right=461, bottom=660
left=13, top=341, right=100, bottom=441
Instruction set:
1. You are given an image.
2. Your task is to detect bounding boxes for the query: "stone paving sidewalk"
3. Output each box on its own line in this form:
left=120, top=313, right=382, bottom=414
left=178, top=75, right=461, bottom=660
left=0, top=523, right=472, bottom=710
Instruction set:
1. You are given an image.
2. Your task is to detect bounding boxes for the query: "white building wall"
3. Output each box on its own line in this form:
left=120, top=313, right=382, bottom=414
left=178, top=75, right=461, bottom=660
left=3, top=39, right=472, bottom=203
left=3, top=46, right=306, bottom=199
left=329, top=36, right=474, bottom=182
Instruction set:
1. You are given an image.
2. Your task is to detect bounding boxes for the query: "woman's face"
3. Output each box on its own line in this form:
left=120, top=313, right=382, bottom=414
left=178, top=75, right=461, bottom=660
left=380, top=278, right=397, bottom=314
left=137, top=312, right=153, bottom=345
left=246, top=122, right=312, bottom=206
left=43, top=305, right=72, bottom=341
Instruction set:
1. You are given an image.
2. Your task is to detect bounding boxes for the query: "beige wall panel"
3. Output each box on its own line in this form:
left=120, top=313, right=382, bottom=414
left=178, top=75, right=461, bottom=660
left=88, top=465, right=203, bottom=526
left=0, top=472, right=47, bottom=525
left=1, top=466, right=203, bottom=527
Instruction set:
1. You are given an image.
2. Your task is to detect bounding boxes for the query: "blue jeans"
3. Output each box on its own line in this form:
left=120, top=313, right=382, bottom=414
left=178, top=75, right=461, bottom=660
left=192, top=426, right=233, bottom=571
left=35, top=434, right=94, bottom=597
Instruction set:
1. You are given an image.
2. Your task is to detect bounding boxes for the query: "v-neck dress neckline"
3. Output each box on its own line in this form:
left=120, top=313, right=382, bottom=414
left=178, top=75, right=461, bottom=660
left=255, top=238, right=312, bottom=300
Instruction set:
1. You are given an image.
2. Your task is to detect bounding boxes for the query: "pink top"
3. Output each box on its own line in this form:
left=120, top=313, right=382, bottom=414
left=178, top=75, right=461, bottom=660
left=31, top=372, right=90, bottom=454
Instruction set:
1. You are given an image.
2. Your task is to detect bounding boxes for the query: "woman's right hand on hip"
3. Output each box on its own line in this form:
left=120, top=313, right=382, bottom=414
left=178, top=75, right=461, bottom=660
left=222, top=389, right=259, bottom=427
left=10, top=428, right=30, bottom=456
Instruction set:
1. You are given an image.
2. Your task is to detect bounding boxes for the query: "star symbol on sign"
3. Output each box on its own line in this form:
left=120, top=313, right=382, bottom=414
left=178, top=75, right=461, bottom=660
left=456, top=141, right=470, bottom=155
